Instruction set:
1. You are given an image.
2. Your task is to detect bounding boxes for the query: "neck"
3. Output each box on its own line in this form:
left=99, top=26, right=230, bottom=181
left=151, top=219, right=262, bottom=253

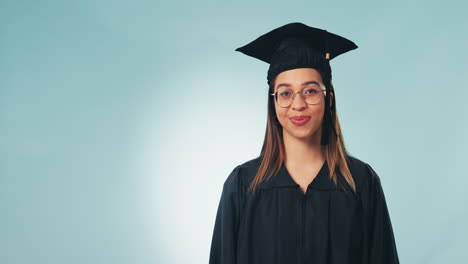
left=282, top=129, right=326, bottom=168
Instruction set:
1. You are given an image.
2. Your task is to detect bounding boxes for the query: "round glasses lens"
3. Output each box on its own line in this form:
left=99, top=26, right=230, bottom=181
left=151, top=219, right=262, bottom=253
left=276, top=86, right=322, bottom=107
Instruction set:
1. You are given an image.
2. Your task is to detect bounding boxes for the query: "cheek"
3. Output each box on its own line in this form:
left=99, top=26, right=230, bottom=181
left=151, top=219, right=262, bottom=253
left=275, top=107, right=288, bottom=122
left=313, top=106, right=325, bottom=121
left=276, top=110, right=284, bottom=119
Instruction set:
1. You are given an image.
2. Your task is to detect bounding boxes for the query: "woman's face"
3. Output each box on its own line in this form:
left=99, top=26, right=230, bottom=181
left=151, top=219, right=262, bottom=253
left=273, top=68, right=329, bottom=141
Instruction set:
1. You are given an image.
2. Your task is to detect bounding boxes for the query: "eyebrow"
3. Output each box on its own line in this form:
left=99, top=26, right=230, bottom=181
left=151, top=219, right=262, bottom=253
left=275, top=80, right=321, bottom=90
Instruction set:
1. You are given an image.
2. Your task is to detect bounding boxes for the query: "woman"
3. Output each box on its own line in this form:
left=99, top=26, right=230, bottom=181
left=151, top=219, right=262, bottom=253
left=209, top=22, right=400, bottom=264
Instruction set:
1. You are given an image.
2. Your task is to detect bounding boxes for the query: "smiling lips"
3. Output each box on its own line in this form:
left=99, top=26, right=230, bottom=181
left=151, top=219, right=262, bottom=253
left=290, top=116, right=311, bottom=126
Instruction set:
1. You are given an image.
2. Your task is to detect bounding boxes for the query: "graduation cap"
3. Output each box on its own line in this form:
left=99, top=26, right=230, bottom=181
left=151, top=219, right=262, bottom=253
left=235, top=22, right=358, bottom=145
left=235, top=22, right=358, bottom=86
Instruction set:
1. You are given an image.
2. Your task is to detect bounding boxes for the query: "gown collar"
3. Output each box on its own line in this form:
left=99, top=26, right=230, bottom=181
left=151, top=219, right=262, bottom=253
left=262, top=160, right=338, bottom=191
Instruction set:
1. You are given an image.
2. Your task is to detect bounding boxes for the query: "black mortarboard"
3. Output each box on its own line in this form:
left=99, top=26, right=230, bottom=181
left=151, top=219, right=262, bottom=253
left=235, top=22, right=358, bottom=145
left=235, top=22, right=358, bottom=86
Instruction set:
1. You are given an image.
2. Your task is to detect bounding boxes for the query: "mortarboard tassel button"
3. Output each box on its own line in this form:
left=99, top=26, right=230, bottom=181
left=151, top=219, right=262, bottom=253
left=325, top=52, right=330, bottom=60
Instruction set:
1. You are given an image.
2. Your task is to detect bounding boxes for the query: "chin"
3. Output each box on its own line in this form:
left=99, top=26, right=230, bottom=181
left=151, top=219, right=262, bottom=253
left=285, top=128, right=318, bottom=140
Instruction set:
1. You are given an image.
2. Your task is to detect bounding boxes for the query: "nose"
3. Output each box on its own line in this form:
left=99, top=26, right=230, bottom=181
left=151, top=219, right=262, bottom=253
left=291, top=91, right=307, bottom=110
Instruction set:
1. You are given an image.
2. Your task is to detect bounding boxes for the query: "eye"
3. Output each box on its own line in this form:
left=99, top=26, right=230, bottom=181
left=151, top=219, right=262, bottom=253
left=279, top=91, right=291, bottom=97
left=304, top=88, right=318, bottom=94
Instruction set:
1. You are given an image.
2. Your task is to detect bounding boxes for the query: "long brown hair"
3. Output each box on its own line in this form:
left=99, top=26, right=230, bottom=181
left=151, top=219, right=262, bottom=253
left=247, top=71, right=357, bottom=194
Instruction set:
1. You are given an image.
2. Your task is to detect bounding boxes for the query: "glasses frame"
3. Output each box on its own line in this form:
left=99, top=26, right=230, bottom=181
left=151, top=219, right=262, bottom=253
left=270, top=85, right=327, bottom=108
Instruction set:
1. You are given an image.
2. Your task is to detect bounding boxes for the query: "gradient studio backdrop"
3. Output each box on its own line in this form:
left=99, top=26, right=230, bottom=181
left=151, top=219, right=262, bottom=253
left=2, top=1, right=467, bottom=263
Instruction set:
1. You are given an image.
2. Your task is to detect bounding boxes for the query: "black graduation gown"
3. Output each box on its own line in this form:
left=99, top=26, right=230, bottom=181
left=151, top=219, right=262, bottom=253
left=209, top=155, right=399, bottom=264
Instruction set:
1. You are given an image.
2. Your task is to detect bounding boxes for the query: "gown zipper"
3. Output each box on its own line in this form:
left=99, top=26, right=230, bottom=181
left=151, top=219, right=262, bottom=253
left=299, top=187, right=306, bottom=264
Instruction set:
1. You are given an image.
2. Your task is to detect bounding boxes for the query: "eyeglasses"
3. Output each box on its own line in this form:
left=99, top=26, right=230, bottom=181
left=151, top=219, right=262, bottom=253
left=270, top=84, right=327, bottom=108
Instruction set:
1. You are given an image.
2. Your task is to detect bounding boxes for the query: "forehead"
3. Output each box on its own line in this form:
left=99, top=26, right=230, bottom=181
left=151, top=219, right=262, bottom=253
left=275, top=68, right=322, bottom=83
left=275, top=68, right=323, bottom=89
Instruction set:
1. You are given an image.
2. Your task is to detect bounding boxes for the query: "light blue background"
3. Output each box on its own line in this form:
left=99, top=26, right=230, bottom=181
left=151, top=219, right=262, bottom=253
left=2, top=0, right=467, bottom=263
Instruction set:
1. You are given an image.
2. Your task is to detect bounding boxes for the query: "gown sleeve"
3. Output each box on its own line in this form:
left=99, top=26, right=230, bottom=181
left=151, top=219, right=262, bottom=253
left=361, top=163, right=400, bottom=264
left=209, top=165, right=243, bottom=264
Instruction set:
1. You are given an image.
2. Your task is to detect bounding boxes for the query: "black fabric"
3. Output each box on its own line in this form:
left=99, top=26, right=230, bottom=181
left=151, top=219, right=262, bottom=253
left=209, top=155, right=400, bottom=264
left=234, top=22, right=358, bottom=86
